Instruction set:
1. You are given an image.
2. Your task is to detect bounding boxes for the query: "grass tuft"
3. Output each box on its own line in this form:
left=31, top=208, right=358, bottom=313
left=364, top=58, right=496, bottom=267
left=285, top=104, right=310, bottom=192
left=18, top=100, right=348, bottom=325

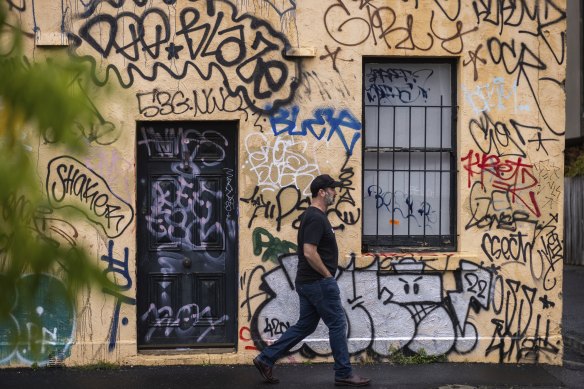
left=387, top=347, right=446, bottom=365
left=76, top=361, right=121, bottom=371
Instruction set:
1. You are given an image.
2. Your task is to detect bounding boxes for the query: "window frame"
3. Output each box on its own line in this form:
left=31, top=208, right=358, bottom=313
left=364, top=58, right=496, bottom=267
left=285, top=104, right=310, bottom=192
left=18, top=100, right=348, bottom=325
left=361, top=57, right=457, bottom=252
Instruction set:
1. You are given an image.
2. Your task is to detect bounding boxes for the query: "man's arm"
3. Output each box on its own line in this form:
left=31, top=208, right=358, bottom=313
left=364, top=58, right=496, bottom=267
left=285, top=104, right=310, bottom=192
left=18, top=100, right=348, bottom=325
left=303, top=243, right=333, bottom=278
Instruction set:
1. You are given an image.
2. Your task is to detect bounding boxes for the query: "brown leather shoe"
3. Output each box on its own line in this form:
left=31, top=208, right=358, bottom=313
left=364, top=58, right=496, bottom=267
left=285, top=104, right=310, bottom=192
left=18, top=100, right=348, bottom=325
left=253, top=356, right=279, bottom=384
left=335, top=374, right=371, bottom=386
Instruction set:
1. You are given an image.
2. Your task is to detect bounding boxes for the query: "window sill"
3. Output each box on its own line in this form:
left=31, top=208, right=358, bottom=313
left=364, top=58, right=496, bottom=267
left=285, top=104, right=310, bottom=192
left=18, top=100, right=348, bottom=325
left=343, top=251, right=479, bottom=272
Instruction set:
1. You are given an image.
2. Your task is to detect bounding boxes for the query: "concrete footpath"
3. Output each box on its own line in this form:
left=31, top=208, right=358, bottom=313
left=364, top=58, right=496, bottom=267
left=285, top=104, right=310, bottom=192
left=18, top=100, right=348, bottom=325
left=1, top=266, right=583, bottom=389
left=0, top=361, right=583, bottom=389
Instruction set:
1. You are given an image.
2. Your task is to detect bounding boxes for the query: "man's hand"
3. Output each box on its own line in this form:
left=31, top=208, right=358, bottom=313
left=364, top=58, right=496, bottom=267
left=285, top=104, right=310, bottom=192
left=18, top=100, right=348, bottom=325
left=303, top=243, right=333, bottom=278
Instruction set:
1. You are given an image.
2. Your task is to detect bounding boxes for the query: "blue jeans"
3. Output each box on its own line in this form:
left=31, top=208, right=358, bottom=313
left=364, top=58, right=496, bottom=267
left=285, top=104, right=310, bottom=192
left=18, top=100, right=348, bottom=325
left=257, top=277, right=353, bottom=379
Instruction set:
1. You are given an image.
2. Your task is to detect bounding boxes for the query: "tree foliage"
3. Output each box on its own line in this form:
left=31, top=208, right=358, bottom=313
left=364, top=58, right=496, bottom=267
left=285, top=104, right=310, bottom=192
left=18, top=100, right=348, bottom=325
left=0, top=3, right=115, bottom=362
left=565, top=143, right=584, bottom=177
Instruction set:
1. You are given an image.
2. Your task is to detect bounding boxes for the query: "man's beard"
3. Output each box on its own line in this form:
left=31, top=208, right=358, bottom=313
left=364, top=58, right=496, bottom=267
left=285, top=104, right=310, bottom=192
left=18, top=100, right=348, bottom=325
left=325, top=193, right=335, bottom=206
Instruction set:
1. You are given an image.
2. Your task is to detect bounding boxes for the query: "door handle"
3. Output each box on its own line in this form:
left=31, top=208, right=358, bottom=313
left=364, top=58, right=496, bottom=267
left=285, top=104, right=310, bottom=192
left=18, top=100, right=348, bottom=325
left=182, top=258, right=192, bottom=269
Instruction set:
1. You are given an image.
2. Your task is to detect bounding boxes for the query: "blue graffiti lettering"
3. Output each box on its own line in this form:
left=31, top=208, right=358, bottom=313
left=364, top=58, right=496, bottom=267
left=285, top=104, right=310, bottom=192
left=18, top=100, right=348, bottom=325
left=101, top=240, right=136, bottom=352
left=269, top=106, right=362, bottom=155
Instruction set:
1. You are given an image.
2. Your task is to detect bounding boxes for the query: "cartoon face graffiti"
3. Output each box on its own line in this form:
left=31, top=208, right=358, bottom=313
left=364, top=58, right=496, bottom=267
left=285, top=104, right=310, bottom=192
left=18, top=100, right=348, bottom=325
left=381, top=274, right=442, bottom=304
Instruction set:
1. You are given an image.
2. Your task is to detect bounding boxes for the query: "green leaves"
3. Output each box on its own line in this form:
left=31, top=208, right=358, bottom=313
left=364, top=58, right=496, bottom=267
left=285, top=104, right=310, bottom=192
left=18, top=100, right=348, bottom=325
left=0, top=56, right=94, bottom=151
left=0, top=3, right=116, bottom=364
left=565, top=152, right=584, bottom=177
left=387, top=347, right=447, bottom=364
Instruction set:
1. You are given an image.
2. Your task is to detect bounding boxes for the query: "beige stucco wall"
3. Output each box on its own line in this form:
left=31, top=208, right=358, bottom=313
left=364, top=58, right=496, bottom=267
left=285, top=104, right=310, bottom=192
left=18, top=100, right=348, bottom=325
left=2, top=0, right=566, bottom=367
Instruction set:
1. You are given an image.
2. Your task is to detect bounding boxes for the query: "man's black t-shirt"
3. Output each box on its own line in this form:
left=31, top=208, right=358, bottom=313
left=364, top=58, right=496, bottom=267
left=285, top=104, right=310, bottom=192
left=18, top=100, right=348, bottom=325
left=296, top=206, right=339, bottom=284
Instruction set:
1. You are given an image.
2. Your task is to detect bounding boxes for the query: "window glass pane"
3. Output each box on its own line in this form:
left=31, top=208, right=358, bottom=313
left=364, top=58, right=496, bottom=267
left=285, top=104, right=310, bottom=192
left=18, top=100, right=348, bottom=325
left=364, top=151, right=377, bottom=169
left=394, top=107, right=410, bottom=148
left=364, top=170, right=397, bottom=236
left=364, top=63, right=451, bottom=107
left=363, top=170, right=378, bottom=236
left=440, top=172, right=451, bottom=235
left=425, top=152, right=451, bottom=171
left=364, top=106, right=379, bottom=147
left=377, top=171, right=394, bottom=236
left=409, top=171, right=425, bottom=236
left=410, top=153, right=425, bottom=171
left=390, top=171, right=409, bottom=235
left=394, top=153, right=409, bottom=170
left=379, top=152, right=393, bottom=170
left=379, top=107, right=395, bottom=148
left=364, top=152, right=394, bottom=170
left=363, top=61, right=454, bottom=248
left=423, top=172, right=443, bottom=234
left=426, top=107, right=445, bottom=148
left=410, top=107, right=427, bottom=148
left=441, top=107, right=452, bottom=148
left=392, top=153, right=433, bottom=172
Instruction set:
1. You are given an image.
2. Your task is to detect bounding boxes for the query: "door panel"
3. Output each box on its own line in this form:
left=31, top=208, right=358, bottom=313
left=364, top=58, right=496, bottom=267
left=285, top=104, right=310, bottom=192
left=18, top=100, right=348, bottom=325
left=137, top=121, right=237, bottom=349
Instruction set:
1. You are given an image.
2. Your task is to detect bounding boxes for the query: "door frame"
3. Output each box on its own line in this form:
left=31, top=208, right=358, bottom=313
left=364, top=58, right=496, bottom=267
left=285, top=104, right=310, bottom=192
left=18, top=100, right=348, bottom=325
left=135, top=120, right=240, bottom=352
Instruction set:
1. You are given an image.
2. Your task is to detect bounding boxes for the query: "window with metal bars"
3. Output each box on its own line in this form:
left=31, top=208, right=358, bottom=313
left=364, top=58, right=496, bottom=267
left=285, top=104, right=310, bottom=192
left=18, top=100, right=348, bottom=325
left=362, top=59, right=456, bottom=251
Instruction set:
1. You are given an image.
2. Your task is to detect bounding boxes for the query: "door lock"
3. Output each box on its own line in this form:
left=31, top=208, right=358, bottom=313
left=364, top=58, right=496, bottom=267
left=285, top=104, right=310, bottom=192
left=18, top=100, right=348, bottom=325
left=182, top=258, right=192, bottom=269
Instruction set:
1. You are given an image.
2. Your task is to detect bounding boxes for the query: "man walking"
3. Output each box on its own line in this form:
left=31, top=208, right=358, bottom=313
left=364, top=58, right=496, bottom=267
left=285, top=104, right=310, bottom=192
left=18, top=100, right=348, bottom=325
left=253, top=174, right=371, bottom=386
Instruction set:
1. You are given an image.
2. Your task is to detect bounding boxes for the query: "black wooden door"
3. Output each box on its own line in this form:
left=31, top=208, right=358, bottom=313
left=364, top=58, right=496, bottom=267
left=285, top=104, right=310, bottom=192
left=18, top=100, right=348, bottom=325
left=136, top=121, right=237, bottom=349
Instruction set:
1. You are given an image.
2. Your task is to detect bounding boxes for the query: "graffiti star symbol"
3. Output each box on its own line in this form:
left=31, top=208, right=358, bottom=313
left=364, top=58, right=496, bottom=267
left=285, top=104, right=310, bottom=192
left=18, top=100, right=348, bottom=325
left=165, top=43, right=184, bottom=60
left=463, top=44, right=486, bottom=82
left=319, top=45, right=354, bottom=73
left=528, top=131, right=558, bottom=156
left=539, top=295, right=555, bottom=310
left=481, top=262, right=501, bottom=275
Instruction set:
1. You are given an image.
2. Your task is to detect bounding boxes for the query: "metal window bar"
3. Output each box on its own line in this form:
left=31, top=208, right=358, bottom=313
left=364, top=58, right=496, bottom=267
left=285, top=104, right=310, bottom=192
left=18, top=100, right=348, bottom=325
left=364, top=169, right=451, bottom=173
left=363, top=147, right=452, bottom=152
left=439, top=95, right=443, bottom=241
left=391, top=105, right=396, bottom=244
left=363, top=98, right=454, bottom=249
left=376, top=95, right=381, bottom=240
left=423, top=105, right=427, bottom=245
left=407, top=106, right=412, bottom=238
left=449, top=64, right=457, bottom=247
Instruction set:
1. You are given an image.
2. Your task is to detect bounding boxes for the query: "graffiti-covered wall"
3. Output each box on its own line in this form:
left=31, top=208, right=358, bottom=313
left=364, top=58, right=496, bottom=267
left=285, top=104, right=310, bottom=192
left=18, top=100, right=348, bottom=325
left=2, top=0, right=565, bottom=366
